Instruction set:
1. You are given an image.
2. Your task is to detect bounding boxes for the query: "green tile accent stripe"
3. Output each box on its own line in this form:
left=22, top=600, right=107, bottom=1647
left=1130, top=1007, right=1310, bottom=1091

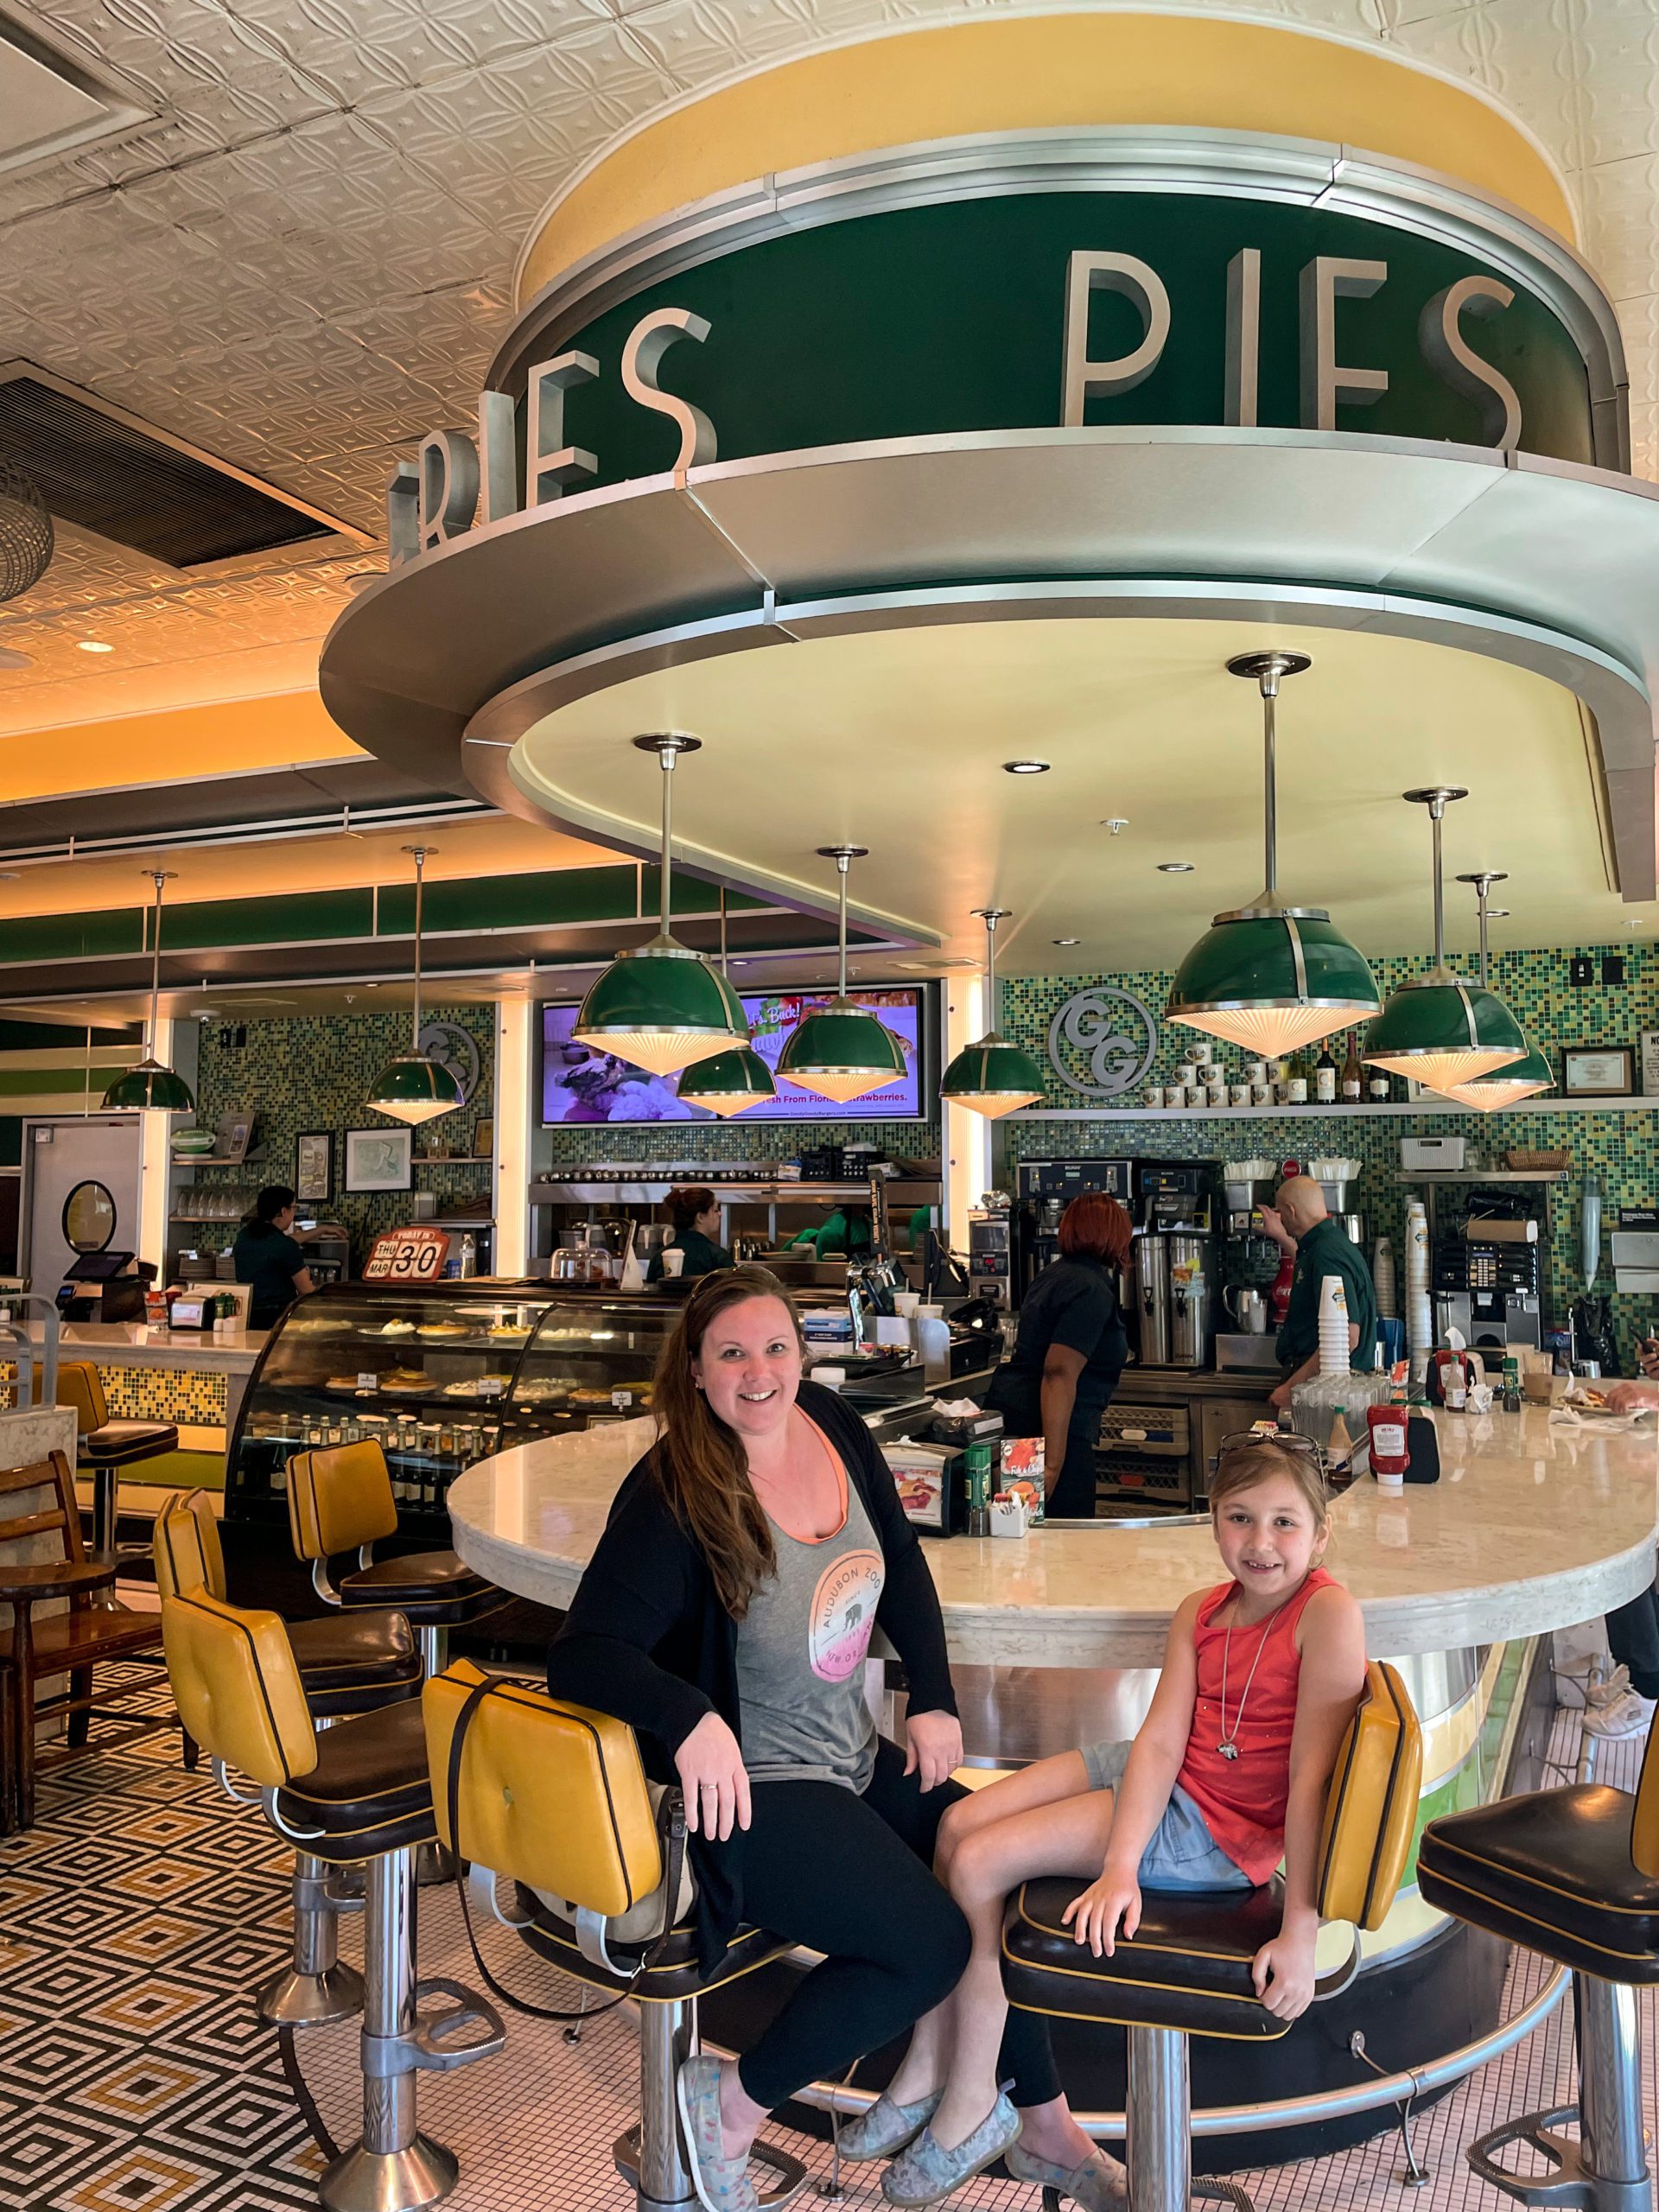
left=99, top=1366, right=228, bottom=1427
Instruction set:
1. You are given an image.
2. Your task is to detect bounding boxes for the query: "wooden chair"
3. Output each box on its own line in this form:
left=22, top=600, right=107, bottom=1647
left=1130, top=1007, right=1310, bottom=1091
left=0, top=1449, right=168, bottom=1832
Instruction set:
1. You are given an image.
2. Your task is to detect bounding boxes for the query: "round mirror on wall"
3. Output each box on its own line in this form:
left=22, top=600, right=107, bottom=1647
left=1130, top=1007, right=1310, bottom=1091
left=62, top=1179, right=117, bottom=1254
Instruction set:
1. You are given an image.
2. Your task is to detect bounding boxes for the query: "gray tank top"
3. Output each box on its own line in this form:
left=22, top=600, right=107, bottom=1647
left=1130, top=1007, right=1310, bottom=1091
left=735, top=1433, right=886, bottom=1792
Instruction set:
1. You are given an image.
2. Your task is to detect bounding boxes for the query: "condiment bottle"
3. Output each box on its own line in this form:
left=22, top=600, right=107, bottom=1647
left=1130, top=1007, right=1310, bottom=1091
left=966, top=1440, right=992, bottom=1537
left=1326, top=1405, right=1353, bottom=1483
left=1366, top=1402, right=1410, bottom=1488
left=1502, top=1356, right=1522, bottom=1414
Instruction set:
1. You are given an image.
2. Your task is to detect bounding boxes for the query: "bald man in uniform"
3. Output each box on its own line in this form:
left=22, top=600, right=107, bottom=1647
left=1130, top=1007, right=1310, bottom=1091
left=1263, top=1174, right=1377, bottom=1412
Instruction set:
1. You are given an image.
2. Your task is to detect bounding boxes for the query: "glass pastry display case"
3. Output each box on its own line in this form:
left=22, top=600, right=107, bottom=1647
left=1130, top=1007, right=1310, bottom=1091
left=225, top=1282, right=677, bottom=1538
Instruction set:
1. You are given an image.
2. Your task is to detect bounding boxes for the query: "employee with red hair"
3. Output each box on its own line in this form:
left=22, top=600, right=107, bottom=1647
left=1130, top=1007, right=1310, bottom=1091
left=983, top=1192, right=1134, bottom=1519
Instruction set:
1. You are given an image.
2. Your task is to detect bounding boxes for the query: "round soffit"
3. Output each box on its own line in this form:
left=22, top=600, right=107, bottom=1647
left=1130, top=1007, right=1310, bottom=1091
left=517, top=11, right=1575, bottom=305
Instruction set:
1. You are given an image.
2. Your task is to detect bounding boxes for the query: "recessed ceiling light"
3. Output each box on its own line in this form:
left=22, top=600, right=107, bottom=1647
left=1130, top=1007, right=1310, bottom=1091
left=1053, top=936, right=1081, bottom=946
left=1158, top=861, right=1194, bottom=874
left=76, top=639, right=114, bottom=653
left=0, top=646, right=32, bottom=671
left=1101, top=817, right=1129, bottom=835
left=1002, top=760, right=1051, bottom=775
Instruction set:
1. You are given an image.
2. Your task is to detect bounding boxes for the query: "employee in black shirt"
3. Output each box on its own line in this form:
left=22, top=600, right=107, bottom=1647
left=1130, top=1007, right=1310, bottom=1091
left=647, top=1185, right=735, bottom=1282
left=232, top=1185, right=314, bottom=1329
left=984, top=1192, right=1133, bottom=1518
left=1264, top=1174, right=1378, bottom=1410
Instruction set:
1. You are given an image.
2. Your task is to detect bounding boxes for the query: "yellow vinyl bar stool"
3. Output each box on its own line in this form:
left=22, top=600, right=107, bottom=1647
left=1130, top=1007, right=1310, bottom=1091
left=161, top=1589, right=503, bottom=2212
left=155, top=1490, right=423, bottom=2029
left=1001, top=1662, right=1423, bottom=2212
left=1419, top=1721, right=1659, bottom=2209
left=286, top=1441, right=502, bottom=1681
left=423, top=1659, right=809, bottom=2212
left=59, top=1359, right=177, bottom=1599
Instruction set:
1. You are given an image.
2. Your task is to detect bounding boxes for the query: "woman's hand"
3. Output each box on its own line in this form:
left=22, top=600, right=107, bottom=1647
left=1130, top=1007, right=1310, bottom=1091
left=674, top=1712, right=752, bottom=1840
left=1061, top=1867, right=1141, bottom=1957
left=904, top=1708, right=963, bottom=1791
left=1252, top=1925, right=1318, bottom=2020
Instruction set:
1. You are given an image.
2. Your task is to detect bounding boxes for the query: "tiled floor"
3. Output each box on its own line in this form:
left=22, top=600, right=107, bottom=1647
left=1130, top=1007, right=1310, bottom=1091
left=0, top=1677, right=1648, bottom=2212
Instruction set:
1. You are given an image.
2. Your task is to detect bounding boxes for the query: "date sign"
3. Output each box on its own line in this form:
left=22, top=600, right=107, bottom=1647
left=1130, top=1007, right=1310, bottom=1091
left=363, top=1226, right=451, bottom=1282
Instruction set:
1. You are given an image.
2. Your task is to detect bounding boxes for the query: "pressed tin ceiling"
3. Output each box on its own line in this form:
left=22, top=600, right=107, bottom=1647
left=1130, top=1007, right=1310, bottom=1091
left=1, top=0, right=1658, bottom=938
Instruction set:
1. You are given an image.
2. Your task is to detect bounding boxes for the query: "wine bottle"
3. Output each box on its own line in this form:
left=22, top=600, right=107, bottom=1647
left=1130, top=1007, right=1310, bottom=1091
left=1367, top=1055, right=1390, bottom=1102
left=1341, top=1031, right=1363, bottom=1102
left=1314, top=1042, right=1338, bottom=1103
left=1285, top=1049, right=1309, bottom=1105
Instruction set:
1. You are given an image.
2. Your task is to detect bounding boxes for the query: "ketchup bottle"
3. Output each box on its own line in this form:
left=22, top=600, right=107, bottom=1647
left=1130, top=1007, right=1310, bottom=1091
left=1366, top=1403, right=1411, bottom=1487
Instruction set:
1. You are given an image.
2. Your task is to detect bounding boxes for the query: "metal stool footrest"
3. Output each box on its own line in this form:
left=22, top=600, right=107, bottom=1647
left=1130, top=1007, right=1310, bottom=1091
left=613, top=2124, right=810, bottom=2209
left=1467, top=2104, right=1652, bottom=2212
left=408, top=1978, right=505, bottom=2071
left=1041, top=2186, right=1255, bottom=2212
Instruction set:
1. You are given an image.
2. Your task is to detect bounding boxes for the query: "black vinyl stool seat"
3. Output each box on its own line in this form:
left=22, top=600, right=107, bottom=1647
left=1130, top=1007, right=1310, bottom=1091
left=1421, top=1741, right=1659, bottom=2211
left=1004, top=1662, right=1422, bottom=2212
left=162, top=1591, right=501, bottom=2212
left=81, top=1415, right=180, bottom=1464
left=154, top=1490, right=422, bottom=2025
left=517, top=1885, right=791, bottom=2001
left=338, top=1548, right=499, bottom=1624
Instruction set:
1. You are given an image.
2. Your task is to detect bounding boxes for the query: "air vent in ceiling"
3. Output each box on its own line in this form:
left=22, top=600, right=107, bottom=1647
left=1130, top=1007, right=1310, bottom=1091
left=0, top=364, right=365, bottom=569
left=0, top=10, right=151, bottom=179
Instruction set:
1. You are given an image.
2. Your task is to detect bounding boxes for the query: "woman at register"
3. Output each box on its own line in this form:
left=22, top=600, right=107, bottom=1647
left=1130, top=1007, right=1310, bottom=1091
left=982, top=1191, right=1133, bottom=1519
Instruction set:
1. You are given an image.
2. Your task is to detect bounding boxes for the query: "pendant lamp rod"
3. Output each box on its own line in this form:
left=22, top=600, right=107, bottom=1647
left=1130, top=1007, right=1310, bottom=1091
left=634, top=732, right=701, bottom=938
left=1404, top=786, right=1469, bottom=971
left=818, top=843, right=868, bottom=995
left=143, top=869, right=174, bottom=1057
left=403, top=844, right=431, bottom=1048
left=1457, top=870, right=1508, bottom=988
left=1226, top=650, right=1311, bottom=907
left=976, top=906, right=1010, bottom=1020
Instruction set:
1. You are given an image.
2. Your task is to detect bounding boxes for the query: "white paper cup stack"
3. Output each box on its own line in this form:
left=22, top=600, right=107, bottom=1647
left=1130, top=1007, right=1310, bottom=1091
left=1318, top=1274, right=1351, bottom=1375
left=1372, top=1236, right=1396, bottom=1319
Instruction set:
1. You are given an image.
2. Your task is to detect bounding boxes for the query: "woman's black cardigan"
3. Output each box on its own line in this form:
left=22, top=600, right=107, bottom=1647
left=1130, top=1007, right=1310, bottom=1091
left=544, top=1379, right=958, bottom=1969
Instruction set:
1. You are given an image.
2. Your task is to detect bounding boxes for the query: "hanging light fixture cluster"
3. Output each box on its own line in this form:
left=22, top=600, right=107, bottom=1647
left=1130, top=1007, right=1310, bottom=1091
left=677, top=892, right=777, bottom=1117
left=1362, top=789, right=1528, bottom=1090
left=575, top=735, right=748, bottom=1076
left=1167, top=653, right=1382, bottom=1056
left=1433, top=873, right=1554, bottom=1109
left=103, top=869, right=195, bottom=1113
left=940, top=906, right=1047, bottom=1118
left=365, top=845, right=467, bottom=1124
left=777, top=847, right=906, bottom=1102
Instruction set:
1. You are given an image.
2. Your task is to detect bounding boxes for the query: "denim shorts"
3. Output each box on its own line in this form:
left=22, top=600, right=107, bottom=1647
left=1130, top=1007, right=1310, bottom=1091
left=1079, top=1738, right=1253, bottom=1893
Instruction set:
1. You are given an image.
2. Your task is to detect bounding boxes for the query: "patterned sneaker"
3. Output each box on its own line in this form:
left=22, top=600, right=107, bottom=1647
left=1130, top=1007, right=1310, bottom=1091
left=677, top=2052, right=760, bottom=2212
left=837, top=2088, right=944, bottom=2161
left=881, top=2091, right=1022, bottom=2207
left=1006, top=2143, right=1128, bottom=2209
left=1585, top=1688, right=1657, bottom=1740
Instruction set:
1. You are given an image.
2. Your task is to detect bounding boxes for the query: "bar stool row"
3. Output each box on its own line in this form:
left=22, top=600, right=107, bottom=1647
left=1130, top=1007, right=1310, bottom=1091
left=148, top=1454, right=1659, bottom=2212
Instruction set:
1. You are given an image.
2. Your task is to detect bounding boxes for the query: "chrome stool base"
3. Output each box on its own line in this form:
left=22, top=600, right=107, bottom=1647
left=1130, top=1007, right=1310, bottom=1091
left=613, top=1999, right=808, bottom=2212
left=1467, top=2105, right=1651, bottom=2212
left=320, top=2133, right=459, bottom=2212
left=1465, top=1975, right=1652, bottom=2212
left=257, top=1958, right=365, bottom=2028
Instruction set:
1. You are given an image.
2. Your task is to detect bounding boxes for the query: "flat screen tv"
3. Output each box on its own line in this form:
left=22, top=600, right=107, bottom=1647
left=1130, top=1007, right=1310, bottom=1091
left=540, top=988, right=928, bottom=1125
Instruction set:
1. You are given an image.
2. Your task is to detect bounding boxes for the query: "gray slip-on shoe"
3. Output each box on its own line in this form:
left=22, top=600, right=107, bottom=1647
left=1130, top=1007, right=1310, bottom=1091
left=881, top=2091, right=1022, bottom=2207
left=1006, top=2142, right=1129, bottom=2209
left=677, top=2052, right=760, bottom=2212
left=837, top=2088, right=944, bottom=2162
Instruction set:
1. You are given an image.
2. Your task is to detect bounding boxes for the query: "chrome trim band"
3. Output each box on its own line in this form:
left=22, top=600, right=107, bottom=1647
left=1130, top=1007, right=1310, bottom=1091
left=497, top=125, right=1627, bottom=471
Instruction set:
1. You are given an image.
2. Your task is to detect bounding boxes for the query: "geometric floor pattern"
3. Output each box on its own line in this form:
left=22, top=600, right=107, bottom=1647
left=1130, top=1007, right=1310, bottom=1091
left=2, top=1669, right=1650, bottom=2212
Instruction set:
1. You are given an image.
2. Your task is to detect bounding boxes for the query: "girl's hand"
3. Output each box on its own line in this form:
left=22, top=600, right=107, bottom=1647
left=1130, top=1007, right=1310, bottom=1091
left=904, top=1709, right=963, bottom=1791
left=674, top=1713, right=751, bottom=1840
left=1252, top=1926, right=1318, bottom=2020
left=1061, top=1869, right=1141, bottom=1957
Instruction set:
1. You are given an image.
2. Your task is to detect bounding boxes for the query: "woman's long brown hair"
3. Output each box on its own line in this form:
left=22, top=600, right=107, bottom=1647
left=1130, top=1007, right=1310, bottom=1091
left=649, top=1264, right=806, bottom=1618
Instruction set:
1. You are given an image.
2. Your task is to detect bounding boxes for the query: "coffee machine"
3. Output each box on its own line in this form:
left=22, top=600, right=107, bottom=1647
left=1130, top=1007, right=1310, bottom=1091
left=1129, top=1160, right=1217, bottom=1369
left=1012, top=1160, right=1132, bottom=1304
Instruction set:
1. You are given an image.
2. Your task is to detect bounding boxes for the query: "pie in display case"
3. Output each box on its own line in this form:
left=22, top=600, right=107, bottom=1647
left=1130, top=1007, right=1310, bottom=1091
left=225, top=1282, right=676, bottom=1537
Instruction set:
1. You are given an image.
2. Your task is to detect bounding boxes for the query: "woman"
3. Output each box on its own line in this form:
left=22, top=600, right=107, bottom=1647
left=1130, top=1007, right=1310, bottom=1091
left=983, top=1191, right=1133, bottom=1520
left=544, top=1267, right=1053, bottom=2212
left=232, top=1185, right=314, bottom=1329
left=647, top=1185, right=734, bottom=1281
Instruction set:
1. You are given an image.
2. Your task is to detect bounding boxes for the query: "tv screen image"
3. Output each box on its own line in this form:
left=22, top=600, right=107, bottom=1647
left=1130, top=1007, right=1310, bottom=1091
left=541, top=988, right=925, bottom=1125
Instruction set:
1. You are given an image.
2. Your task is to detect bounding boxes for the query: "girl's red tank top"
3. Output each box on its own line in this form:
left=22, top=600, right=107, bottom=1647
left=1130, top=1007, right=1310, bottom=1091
left=1174, top=1567, right=1338, bottom=1885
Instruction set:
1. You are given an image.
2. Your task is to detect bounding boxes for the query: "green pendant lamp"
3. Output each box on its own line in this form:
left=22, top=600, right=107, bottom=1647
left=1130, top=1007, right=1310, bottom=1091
left=1167, top=652, right=1381, bottom=1055
left=940, top=906, right=1046, bottom=1118
left=677, top=893, right=776, bottom=1117
left=778, top=846, right=906, bottom=1103
left=575, top=734, right=748, bottom=1076
left=102, top=870, right=195, bottom=1114
left=1363, top=789, right=1529, bottom=1089
left=366, top=844, right=465, bottom=1124
left=1433, top=874, right=1554, bottom=1109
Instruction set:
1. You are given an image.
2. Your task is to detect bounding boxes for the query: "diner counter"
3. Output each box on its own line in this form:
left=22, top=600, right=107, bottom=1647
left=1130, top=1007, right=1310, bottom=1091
left=40, top=1322, right=271, bottom=1373
left=448, top=1403, right=1659, bottom=1669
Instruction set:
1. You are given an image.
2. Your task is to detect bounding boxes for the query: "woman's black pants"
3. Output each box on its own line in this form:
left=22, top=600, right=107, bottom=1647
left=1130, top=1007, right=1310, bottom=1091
left=736, top=1737, right=1064, bottom=2111
left=1606, top=1559, right=1659, bottom=1700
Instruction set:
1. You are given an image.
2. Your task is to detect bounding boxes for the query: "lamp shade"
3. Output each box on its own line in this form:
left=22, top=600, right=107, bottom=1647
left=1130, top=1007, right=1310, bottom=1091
left=366, top=1052, right=465, bottom=1125
left=1432, top=1039, right=1555, bottom=1110
left=101, top=1058, right=194, bottom=1114
left=779, top=999, right=906, bottom=1102
left=1167, top=909, right=1381, bottom=1057
left=1363, top=970, right=1528, bottom=1089
left=678, top=1045, right=777, bottom=1118
left=574, top=937, right=749, bottom=1077
left=940, top=1035, right=1046, bottom=1119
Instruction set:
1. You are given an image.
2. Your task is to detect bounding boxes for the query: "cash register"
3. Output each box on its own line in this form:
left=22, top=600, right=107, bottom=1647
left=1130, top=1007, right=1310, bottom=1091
left=55, top=1249, right=156, bottom=1324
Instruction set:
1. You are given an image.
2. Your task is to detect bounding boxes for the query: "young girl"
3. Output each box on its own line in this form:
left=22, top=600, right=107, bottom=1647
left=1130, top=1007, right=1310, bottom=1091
left=847, top=1433, right=1368, bottom=2210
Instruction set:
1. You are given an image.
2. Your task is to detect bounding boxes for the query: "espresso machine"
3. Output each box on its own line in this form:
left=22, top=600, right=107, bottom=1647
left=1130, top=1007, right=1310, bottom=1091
left=1129, top=1161, right=1217, bottom=1369
left=1012, top=1159, right=1132, bottom=1304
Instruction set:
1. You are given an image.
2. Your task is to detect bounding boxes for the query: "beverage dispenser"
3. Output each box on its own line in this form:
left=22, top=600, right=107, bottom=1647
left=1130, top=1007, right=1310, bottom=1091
left=1129, top=1161, right=1218, bottom=1370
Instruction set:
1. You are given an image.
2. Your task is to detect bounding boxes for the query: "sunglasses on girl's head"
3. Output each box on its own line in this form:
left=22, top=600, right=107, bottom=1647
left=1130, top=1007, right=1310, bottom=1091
left=1208, top=1427, right=1329, bottom=1481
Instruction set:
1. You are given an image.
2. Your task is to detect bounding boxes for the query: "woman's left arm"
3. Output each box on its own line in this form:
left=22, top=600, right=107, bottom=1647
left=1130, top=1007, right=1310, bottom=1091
left=1252, top=1586, right=1369, bottom=2021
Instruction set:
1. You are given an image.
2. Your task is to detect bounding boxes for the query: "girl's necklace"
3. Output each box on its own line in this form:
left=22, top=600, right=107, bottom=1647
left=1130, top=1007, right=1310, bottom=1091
left=1215, top=1595, right=1292, bottom=1759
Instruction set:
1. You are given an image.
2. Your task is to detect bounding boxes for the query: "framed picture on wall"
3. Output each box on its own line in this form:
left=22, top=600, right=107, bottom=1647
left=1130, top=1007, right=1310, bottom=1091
left=1561, top=1046, right=1635, bottom=1098
left=345, top=1127, right=413, bottom=1192
left=474, top=1116, right=493, bottom=1162
left=296, top=1132, right=333, bottom=1205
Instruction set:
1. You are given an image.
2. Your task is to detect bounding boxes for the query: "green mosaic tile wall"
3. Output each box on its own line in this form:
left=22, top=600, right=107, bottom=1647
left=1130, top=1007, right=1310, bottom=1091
left=997, top=941, right=1659, bottom=1367
left=100, top=1366, right=228, bottom=1427
left=193, top=1005, right=496, bottom=1271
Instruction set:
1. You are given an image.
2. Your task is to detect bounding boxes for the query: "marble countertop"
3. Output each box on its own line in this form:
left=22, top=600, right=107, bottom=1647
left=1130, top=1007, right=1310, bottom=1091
left=35, top=1322, right=270, bottom=1373
left=448, top=1405, right=1659, bottom=1668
